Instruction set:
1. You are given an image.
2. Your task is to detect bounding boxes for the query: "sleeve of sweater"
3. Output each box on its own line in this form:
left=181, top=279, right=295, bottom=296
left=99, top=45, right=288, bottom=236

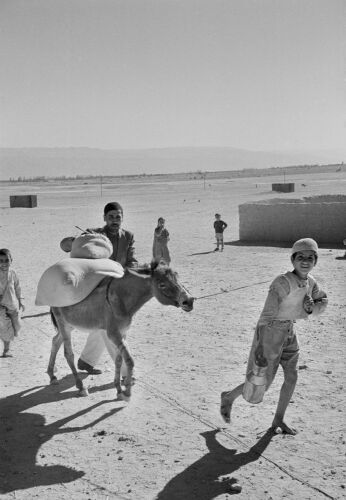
left=257, top=275, right=290, bottom=326
left=310, top=278, right=328, bottom=316
left=13, top=270, right=23, bottom=301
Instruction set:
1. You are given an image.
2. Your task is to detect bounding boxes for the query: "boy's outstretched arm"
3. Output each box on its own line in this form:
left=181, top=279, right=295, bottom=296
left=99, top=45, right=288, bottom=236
left=311, top=283, right=328, bottom=316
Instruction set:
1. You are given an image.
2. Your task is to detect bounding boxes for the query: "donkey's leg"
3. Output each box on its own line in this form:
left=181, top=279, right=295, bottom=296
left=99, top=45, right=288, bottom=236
left=102, top=330, right=129, bottom=395
left=106, top=320, right=134, bottom=399
left=115, top=352, right=123, bottom=396
left=102, top=330, right=129, bottom=382
left=63, top=332, right=89, bottom=397
left=52, top=311, right=88, bottom=396
left=116, top=341, right=134, bottom=399
left=47, top=331, right=63, bottom=384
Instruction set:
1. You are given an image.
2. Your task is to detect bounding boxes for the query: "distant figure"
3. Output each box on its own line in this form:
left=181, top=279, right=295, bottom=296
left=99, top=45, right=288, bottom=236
left=220, top=238, right=328, bottom=435
left=152, top=217, right=171, bottom=264
left=213, top=213, right=228, bottom=251
left=0, top=249, right=25, bottom=357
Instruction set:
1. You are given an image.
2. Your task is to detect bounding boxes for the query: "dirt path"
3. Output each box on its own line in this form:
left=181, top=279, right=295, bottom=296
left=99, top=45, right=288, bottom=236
left=1, top=174, right=345, bottom=499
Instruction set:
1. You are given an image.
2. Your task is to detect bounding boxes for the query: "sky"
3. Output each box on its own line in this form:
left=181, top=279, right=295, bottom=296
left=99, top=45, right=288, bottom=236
left=1, top=0, right=345, bottom=152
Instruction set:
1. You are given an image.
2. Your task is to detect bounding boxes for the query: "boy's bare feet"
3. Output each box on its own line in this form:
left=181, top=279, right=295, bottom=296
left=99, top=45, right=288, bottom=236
left=271, top=420, right=297, bottom=435
left=220, top=391, right=233, bottom=423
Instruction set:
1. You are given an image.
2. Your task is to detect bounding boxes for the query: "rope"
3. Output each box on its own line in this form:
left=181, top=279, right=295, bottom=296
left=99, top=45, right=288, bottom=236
left=21, top=280, right=272, bottom=320
left=22, top=311, right=50, bottom=319
left=194, top=280, right=271, bottom=300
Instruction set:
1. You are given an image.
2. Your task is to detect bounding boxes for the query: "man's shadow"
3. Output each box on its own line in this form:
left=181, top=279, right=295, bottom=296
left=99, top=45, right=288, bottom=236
left=156, top=428, right=274, bottom=499
left=0, top=374, right=123, bottom=493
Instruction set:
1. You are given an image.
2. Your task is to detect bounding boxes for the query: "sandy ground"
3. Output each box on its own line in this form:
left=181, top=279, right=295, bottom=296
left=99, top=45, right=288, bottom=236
left=0, top=171, right=345, bottom=499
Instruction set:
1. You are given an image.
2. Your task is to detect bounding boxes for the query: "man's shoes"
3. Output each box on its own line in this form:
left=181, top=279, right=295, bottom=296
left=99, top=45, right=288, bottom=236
left=77, top=358, right=102, bottom=375
left=214, top=248, right=219, bottom=251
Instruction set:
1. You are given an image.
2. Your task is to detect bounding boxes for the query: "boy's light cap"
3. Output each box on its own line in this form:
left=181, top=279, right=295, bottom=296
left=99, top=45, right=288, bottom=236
left=291, top=238, right=318, bottom=255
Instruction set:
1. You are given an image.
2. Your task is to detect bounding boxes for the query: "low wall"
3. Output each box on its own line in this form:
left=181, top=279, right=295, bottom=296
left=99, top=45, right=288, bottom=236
left=10, top=195, right=37, bottom=208
left=272, top=183, right=295, bottom=192
left=239, top=195, right=346, bottom=243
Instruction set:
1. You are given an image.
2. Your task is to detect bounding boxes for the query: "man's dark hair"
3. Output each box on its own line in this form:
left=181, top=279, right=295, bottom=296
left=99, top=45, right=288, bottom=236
left=104, top=202, right=123, bottom=215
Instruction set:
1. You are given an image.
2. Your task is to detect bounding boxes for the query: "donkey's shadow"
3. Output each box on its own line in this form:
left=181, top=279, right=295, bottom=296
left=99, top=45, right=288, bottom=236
left=0, top=375, right=123, bottom=493
left=156, top=428, right=274, bottom=499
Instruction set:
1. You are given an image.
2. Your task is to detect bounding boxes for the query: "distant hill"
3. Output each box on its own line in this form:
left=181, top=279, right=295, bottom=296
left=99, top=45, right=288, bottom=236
left=0, top=146, right=345, bottom=180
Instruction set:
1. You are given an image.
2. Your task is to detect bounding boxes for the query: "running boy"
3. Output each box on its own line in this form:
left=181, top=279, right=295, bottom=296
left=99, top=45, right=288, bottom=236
left=0, top=249, right=25, bottom=356
left=214, top=213, right=228, bottom=251
left=220, top=238, right=327, bottom=435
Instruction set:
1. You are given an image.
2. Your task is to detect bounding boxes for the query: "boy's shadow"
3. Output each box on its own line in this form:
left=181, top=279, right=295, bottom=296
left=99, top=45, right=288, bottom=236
left=225, top=241, right=344, bottom=250
left=156, top=428, right=274, bottom=499
left=223, top=240, right=292, bottom=248
left=0, top=374, right=123, bottom=493
left=188, top=251, right=216, bottom=256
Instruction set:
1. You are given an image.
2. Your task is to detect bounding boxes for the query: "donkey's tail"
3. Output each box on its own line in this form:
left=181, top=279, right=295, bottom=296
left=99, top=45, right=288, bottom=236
left=50, top=309, right=58, bottom=331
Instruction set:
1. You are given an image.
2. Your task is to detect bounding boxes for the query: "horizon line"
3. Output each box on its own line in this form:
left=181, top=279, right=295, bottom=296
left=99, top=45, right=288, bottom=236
left=1, top=145, right=346, bottom=153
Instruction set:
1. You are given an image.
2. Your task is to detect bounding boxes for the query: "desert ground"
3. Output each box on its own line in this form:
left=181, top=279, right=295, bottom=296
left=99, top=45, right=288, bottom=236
left=0, top=169, right=345, bottom=499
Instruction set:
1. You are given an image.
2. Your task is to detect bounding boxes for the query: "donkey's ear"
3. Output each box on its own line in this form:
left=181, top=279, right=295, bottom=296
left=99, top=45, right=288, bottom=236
left=159, top=259, right=168, bottom=266
left=150, top=260, right=160, bottom=271
left=151, top=259, right=169, bottom=272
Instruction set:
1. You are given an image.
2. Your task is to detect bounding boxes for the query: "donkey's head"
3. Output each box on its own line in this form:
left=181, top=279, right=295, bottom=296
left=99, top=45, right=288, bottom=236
left=151, top=260, right=194, bottom=312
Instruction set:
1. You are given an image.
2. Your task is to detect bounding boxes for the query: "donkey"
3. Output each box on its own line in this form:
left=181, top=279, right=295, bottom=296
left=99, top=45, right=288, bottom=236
left=47, top=261, right=194, bottom=399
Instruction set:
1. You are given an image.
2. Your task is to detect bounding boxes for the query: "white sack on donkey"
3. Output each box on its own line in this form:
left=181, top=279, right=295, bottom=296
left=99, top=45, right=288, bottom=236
left=35, top=232, right=124, bottom=307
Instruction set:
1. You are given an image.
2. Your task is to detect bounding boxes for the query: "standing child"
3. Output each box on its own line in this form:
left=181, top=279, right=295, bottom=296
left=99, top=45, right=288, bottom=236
left=220, top=238, right=327, bottom=435
left=152, top=217, right=171, bottom=264
left=0, top=249, right=25, bottom=357
left=214, top=213, right=228, bottom=251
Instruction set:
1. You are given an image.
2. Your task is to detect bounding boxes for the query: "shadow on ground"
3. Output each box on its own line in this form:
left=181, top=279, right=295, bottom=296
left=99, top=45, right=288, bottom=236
left=189, top=242, right=343, bottom=256
left=156, top=429, right=275, bottom=499
left=188, top=250, right=216, bottom=256
left=224, top=240, right=343, bottom=249
left=0, top=374, right=123, bottom=493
